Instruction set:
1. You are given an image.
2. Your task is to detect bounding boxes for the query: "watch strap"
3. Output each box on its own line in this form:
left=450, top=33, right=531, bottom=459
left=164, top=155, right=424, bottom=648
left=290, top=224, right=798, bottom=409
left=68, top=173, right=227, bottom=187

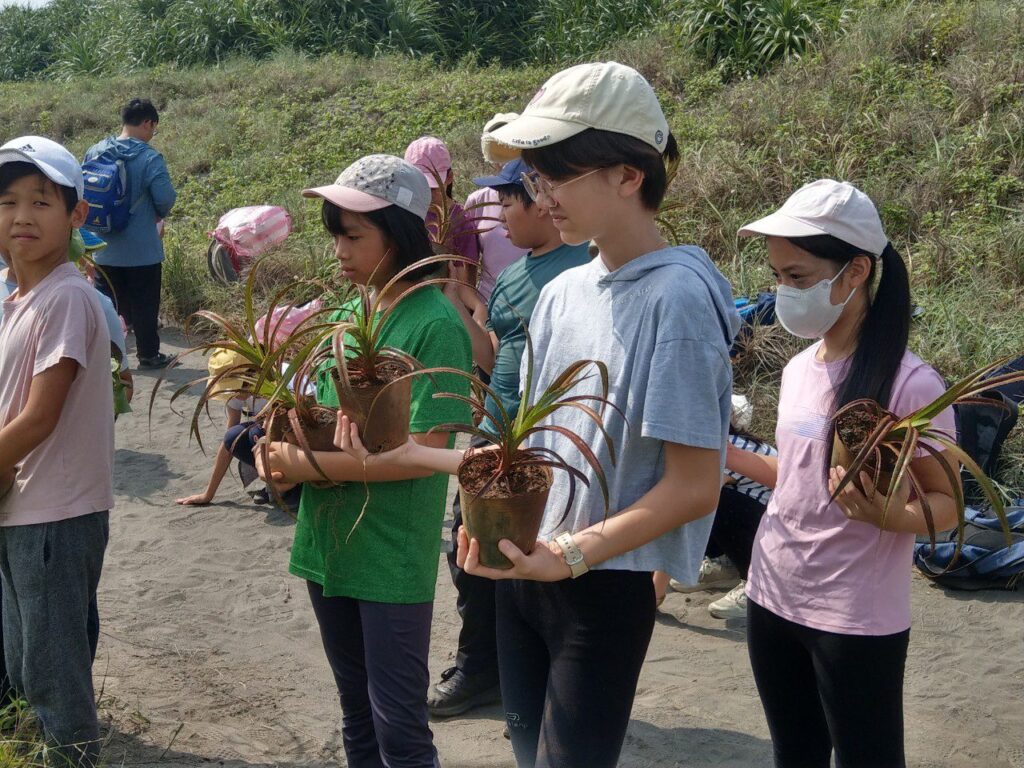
left=555, top=532, right=589, bottom=579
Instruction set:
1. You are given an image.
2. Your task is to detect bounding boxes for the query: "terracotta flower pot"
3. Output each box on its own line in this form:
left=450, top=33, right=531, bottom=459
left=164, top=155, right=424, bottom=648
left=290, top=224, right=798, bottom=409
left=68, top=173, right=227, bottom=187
left=332, top=368, right=412, bottom=454
left=458, top=462, right=553, bottom=570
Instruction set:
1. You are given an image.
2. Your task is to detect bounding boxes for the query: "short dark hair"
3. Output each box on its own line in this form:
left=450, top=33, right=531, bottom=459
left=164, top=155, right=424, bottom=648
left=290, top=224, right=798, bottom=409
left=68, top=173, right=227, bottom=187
left=0, top=161, right=78, bottom=213
left=493, top=183, right=532, bottom=207
left=321, top=201, right=439, bottom=283
left=523, top=128, right=680, bottom=211
left=121, top=98, right=159, bottom=126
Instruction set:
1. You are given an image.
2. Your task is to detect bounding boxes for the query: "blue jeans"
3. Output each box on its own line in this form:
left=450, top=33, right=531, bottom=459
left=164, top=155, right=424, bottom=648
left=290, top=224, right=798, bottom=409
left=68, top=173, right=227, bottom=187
left=0, top=511, right=109, bottom=768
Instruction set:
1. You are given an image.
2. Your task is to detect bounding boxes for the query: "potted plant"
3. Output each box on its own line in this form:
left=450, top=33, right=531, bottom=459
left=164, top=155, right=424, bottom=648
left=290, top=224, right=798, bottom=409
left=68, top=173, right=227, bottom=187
left=150, top=256, right=339, bottom=479
left=830, top=355, right=1024, bottom=554
left=324, top=253, right=476, bottom=454
left=423, top=333, right=621, bottom=569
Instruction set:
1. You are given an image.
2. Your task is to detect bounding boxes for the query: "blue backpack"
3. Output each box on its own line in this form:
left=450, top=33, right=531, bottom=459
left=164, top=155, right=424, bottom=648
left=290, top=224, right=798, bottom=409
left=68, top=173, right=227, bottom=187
left=914, top=504, right=1024, bottom=591
left=82, top=150, right=133, bottom=234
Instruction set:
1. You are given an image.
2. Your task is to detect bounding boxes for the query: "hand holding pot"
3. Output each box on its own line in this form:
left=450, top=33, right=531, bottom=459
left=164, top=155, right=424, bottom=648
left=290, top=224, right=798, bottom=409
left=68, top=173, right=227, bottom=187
left=334, top=414, right=420, bottom=468
left=829, top=465, right=911, bottom=531
left=457, top=527, right=572, bottom=582
left=253, top=439, right=299, bottom=494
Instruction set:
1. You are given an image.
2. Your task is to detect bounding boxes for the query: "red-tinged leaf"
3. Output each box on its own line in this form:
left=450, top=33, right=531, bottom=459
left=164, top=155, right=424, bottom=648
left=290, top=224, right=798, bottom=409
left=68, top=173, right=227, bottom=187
left=920, top=434, right=1012, bottom=547
left=523, top=424, right=610, bottom=513
left=882, top=428, right=919, bottom=528
left=905, top=468, right=937, bottom=550
left=914, top=439, right=968, bottom=562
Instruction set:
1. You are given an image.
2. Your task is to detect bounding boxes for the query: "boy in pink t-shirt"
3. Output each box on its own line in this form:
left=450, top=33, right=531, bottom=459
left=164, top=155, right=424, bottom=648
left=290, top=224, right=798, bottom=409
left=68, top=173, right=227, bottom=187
left=0, top=136, right=114, bottom=768
left=734, top=180, right=960, bottom=768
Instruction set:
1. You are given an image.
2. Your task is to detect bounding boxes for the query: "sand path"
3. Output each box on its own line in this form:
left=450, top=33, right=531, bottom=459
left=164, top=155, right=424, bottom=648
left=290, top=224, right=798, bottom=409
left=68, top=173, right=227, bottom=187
left=96, top=331, right=1024, bottom=767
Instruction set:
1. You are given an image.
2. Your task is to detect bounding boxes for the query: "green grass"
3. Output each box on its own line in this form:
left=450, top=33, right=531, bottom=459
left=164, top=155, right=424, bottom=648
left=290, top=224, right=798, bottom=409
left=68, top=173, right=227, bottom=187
left=0, top=700, right=45, bottom=768
left=0, top=0, right=1019, bottom=492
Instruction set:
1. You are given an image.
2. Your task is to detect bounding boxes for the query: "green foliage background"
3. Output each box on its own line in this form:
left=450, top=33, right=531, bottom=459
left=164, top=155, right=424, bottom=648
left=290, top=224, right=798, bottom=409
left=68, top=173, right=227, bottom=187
left=0, top=0, right=843, bottom=80
left=0, top=0, right=1021, bottom=491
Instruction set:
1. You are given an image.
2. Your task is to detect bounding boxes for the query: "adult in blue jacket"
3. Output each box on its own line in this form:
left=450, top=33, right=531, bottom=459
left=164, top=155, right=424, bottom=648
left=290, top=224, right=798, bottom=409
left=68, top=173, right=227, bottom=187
left=86, top=98, right=177, bottom=369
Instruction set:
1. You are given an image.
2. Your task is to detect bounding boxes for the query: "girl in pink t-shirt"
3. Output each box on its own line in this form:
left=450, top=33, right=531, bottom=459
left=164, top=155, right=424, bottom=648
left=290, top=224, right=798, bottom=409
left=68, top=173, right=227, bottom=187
left=733, top=180, right=959, bottom=768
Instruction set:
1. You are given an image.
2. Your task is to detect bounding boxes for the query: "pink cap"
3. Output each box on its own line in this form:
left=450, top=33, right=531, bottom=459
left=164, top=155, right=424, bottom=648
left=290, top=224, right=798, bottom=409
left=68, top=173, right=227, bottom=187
left=404, top=136, right=451, bottom=189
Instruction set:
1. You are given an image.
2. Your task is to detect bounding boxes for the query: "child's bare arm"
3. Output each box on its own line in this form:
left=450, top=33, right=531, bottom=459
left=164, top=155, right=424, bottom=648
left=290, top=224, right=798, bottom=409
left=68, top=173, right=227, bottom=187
left=0, top=358, right=79, bottom=474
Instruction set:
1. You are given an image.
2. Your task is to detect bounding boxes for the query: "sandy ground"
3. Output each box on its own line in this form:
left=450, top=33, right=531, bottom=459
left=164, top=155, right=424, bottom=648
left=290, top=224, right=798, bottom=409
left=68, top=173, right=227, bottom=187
left=94, top=330, right=1024, bottom=768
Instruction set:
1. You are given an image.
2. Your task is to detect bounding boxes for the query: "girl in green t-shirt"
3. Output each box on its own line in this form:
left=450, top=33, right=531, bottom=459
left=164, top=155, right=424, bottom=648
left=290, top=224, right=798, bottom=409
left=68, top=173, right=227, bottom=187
left=255, top=154, right=471, bottom=768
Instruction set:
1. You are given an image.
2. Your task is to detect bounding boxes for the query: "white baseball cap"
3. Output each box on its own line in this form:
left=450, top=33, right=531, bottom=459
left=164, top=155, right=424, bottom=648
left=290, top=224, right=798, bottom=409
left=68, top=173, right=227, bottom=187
left=303, top=154, right=431, bottom=220
left=0, top=135, right=84, bottom=200
left=738, top=179, right=889, bottom=257
left=484, top=62, right=671, bottom=164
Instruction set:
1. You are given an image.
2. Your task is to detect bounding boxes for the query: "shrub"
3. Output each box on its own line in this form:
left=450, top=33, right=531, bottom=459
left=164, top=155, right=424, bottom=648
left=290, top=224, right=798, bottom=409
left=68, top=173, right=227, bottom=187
left=678, top=0, right=851, bottom=78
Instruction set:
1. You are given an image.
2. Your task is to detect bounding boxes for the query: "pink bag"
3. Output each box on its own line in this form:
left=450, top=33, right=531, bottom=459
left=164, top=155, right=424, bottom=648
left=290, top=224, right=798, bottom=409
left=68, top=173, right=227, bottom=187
left=254, top=299, right=325, bottom=350
left=209, top=206, right=292, bottom=265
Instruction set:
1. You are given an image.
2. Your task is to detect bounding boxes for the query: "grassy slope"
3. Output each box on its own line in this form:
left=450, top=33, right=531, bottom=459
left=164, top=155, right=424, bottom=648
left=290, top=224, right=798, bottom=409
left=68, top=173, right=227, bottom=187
left=0, top=0, right=1021, bottom=490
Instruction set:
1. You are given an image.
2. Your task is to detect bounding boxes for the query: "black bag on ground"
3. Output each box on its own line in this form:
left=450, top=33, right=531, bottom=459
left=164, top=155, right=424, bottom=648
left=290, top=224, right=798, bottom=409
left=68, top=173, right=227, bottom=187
left=954, top=388, right=1019, bottom=505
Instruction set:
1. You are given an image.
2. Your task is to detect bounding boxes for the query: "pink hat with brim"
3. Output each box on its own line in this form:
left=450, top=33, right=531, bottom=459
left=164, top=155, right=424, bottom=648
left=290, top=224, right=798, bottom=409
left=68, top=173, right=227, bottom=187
left=301, top=184, right=390, bottom=212
left=301, top=154, right=431, bottom=220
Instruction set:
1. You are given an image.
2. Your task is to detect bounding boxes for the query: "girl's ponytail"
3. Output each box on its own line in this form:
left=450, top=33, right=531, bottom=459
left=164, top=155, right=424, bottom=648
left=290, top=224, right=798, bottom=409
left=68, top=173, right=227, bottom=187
left=834, top=243, right=911, bottom=410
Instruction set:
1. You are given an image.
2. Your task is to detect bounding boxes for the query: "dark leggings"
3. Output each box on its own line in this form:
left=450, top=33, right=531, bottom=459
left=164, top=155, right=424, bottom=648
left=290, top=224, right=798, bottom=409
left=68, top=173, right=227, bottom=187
left=306, top=582, right=438, bottom=768
left=704, top=485, right=767, bottom=578
left=747, top=598, right=909, bottom=768
left=497, top=570, right=656, bottom=768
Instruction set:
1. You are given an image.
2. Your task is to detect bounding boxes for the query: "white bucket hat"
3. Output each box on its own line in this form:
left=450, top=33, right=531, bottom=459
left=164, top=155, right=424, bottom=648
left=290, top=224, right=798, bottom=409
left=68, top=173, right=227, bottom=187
left=484, top=62, right=670, bottom=164
left=738, top=179, right=889, bottom=257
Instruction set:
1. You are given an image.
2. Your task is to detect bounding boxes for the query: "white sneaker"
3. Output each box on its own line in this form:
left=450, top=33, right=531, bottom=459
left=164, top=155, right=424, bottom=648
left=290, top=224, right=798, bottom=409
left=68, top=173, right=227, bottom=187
left=708, top=580, right=747, bottom=619
left=670, top=556, right=741, bottom=593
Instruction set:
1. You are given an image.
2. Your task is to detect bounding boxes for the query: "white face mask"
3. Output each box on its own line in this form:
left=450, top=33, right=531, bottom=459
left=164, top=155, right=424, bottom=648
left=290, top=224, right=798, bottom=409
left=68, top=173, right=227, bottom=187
left=775, top=262, right=856, bottom=339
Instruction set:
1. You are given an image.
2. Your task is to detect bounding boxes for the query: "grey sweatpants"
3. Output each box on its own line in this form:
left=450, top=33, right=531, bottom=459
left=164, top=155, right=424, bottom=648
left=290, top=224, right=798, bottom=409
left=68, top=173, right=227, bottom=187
left=0, top=511, right=109, bottom=768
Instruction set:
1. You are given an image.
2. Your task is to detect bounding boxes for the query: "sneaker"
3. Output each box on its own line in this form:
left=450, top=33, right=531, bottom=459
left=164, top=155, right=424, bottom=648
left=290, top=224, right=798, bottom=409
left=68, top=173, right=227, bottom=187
left=251, top=487, right=270, bottom=505
left=427, top=667, right=501, bottom=718
left=708, top=580, right=747, bottom=620
left=138, top=352, right=173, bottom=369
left=670, top=556, right=741, bottom=593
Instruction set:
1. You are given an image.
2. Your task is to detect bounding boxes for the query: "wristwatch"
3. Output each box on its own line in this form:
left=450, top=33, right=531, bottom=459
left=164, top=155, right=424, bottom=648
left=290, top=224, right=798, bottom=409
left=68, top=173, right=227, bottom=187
left=555, top=532, right=589, bottom=579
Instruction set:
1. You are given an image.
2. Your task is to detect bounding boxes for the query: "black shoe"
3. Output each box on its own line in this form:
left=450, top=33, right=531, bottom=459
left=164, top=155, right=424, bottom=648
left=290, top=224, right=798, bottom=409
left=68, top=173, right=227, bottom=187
left=427, top=667, right=501, bottom=718
left=251, top=487, right=270, bottom=505
left=138, top=352, right=172, bottom=369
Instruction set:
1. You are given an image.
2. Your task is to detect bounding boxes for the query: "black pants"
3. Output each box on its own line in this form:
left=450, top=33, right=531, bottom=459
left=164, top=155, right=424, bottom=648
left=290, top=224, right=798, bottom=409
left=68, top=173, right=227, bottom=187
left=747, top=598, right=909, bottom=768
left=306, top=581, right=438, bottom=768
left=497, top=570, right=656, bottom=768
left=704, top=486, right=767, bottom=578
left=95, top=263, right=162, bottom=359
left=446, top=436, right=498, bottom=679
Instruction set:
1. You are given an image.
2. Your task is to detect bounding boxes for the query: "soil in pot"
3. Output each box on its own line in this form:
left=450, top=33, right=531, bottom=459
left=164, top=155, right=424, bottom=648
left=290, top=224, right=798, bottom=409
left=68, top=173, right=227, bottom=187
left=458, top=450, right=553, bottom=570
left=288, top=405, right=338, bottom=452
left=832, top=401, right=896, bottom=496
left=332, top=359, right=412, bottom=454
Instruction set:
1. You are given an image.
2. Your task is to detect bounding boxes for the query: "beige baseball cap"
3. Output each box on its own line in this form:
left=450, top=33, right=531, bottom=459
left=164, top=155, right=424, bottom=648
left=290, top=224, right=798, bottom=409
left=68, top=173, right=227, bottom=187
left=484, top=62, right=670, bottom=164
left=480, top=112, right=520, bottom=164
left=738, top=179, right=889, bottom=257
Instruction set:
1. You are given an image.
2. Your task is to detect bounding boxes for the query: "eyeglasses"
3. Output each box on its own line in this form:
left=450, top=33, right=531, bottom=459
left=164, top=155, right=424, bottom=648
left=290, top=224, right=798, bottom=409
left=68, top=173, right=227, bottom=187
left=520, top=168, right=602, bottom=203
